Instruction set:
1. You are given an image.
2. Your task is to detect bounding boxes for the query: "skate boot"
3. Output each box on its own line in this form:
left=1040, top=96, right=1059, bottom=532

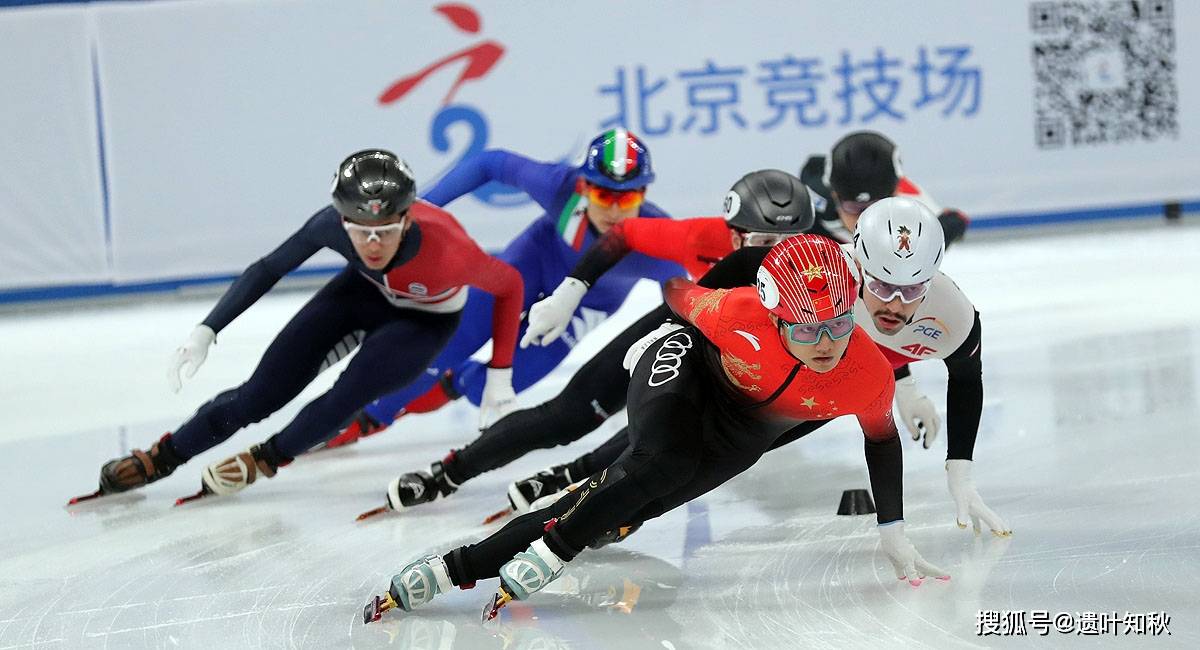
left=175, top=442, right=289, bottom=505
left=391, top=554, right=455, bottom=611
left=589, top=523, right=642, bottom=550
left=508, top=464, right=575, bottom=514
left=485, top=539, right=567, bottom=620
left=358, top=458, right=458, bottom=520
left=389, top=459, right=459, bottom=510
left=71, top=433, right=186, bottom=504
left=323, top=410, right=388, bottom=450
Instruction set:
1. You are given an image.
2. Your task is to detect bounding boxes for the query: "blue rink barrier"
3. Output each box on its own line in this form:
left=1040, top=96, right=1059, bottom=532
left=1, top=198, right=1197, bottom=306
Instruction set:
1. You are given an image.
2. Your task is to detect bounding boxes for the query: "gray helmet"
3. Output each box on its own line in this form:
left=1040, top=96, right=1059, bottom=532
left=723, top=169, right=815, bottom=234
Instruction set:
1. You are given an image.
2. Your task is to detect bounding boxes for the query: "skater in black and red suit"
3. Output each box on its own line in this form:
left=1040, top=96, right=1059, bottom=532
left=372, top=169, right=816, bottom=513
left=365, top=234, right=947, bottom=624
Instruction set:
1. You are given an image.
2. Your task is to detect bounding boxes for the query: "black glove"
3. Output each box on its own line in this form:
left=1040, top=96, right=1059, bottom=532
left=938, top=208, right=969, bottom=248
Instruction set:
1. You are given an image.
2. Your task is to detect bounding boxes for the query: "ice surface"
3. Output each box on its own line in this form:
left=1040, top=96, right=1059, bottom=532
left=1, top=222, right=1197, bottom=648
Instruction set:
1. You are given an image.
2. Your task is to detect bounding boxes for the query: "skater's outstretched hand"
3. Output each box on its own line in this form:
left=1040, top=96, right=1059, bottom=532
left=479, top=366, right=517, bottom=429
left=521, top=277, right=588, bottom=348
left=168, top=325, right=216, bottom=393
left=946, top=459, right=1012, bottom=537
left=895, top=375, right=941, bottom=449
left=878, top=521, right=950, bottom=586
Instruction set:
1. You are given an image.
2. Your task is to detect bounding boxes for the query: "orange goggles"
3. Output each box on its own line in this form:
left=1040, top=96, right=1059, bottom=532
left=586, top=185, right=644, bottom=209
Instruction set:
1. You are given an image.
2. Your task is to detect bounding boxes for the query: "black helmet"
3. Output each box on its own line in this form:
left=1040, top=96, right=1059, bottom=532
left=331, top=149, right=417, bottom=222
left=723, top=169, right=815, bottom=234
left=824, top=131, right=901, bottom=203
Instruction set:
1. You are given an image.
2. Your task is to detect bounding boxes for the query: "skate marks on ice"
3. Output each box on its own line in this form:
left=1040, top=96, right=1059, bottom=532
left=667, top=479, right=1199, bottom=649
left=0, top=515, right=350, bottom=648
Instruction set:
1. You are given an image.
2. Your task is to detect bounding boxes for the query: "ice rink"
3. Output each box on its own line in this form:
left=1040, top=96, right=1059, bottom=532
left=1, top=221, right=1197, bottom=649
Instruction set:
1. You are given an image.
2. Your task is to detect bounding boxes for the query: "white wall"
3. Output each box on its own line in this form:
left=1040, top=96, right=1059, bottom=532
left=0, top=5, right=107, bottom=289
left=1, top=0, right=1197, bottom=292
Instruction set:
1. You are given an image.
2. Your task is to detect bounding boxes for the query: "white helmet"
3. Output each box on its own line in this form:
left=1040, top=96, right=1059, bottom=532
left=852, top=196, right=944, bottom=285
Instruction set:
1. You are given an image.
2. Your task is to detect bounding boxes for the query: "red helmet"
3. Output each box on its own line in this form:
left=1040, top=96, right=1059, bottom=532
left=756, top=235, right=859, bottom=324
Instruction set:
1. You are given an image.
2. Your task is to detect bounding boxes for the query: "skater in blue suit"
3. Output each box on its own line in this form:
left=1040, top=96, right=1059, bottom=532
left=325, top=128, right=684, bottom=448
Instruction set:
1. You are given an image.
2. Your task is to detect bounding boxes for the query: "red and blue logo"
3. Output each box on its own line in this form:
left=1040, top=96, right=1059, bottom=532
left=377, top=3, right=531, bottom=207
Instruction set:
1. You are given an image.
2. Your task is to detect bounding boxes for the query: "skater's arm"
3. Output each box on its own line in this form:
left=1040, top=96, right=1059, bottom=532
left=943, top=311, right=984, bottom=461
left=864, top=434, right=904, bottom=524
left=464, top=252, right=524, bottom=368
left=570, top=218, right=711, bottom=287
left=201, top=210, right=327, bottom=333
left=858, top=354, right=904, bottom=523
left=421, top=149, right=572, bottom=213
left=663, top=278, right=734, bottom=335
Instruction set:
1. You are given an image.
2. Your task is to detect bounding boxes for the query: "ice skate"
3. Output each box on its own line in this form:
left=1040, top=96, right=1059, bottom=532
left=487, top=538, right=566, bottom=618
left=357, top=460, right=457, bottom=520
left=507, top=464, right=574, bottom=514
left=69, top=433, right=184, bottom=505
left=175, top=443, right=285, bottom=506
left=363, top=554, right=454, bottom=623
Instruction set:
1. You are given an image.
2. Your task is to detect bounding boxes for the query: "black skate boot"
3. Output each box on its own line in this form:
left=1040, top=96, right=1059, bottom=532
left=362, top=457, right=459, bottom=520
left=507, top=464, right=575, bottom=514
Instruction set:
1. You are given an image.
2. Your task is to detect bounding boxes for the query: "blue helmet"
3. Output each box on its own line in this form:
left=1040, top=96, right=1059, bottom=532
left=580, top=128, right=655, bottom=191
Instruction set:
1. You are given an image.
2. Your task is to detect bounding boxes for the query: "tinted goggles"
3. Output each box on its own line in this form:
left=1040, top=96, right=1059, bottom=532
left=781, top=311, right=855, bottom=345
left=586, top=185, right=645, bottom=209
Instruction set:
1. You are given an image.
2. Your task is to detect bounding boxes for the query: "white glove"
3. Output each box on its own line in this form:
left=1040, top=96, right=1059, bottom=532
left=895, top=375, right=942, bottom=449
left=946, top=459, right=1012, bottom=537
left=479, top=366, right=517, bottom=430
left=167, top=324, right=216, bottom=393
left=878, top=521, right=950, bottom=586
left=520, top=277, right=588, bottom=348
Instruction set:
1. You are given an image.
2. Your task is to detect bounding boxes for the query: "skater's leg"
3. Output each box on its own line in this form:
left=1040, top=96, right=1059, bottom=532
left=361, top=288, right=496, bottom=423
left=171, top=269, right=371, bottom=458
left=446, top=306, right=667, bottom=483
left=267, top=309, right=461, bottom=458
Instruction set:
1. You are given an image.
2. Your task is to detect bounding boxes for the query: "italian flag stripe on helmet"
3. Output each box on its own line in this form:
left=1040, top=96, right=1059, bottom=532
left=604, top=128, right=634, bottom=178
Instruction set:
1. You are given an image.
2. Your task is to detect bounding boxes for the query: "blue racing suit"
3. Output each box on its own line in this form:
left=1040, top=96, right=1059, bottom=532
left=363, top=149, right=684, bottom=421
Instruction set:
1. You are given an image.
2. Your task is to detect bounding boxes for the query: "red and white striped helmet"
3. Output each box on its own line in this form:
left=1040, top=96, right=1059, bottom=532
left=756, top=234, right=859, bottom=323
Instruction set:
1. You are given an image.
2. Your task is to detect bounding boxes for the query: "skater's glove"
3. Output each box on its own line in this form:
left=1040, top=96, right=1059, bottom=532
left=521, top=277, right=588, bottom=348
left=878, top=521, right=950, bottom=586
left=168, top=325, right=216, bottom=393
left=479, top=366, right=517, bottom=430
left=946, top=459, right=1012, bottom=537
left=895, top=375, right=941, bottom=449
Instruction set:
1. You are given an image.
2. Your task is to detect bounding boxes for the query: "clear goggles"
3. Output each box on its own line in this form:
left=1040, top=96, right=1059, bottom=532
left=737, top=230, right=790, bottom=248
left=342, top=216, right=406, bottom=245
left=781, top=311, right=855, bottom=345
left=862, top=270, right=930, bottom=304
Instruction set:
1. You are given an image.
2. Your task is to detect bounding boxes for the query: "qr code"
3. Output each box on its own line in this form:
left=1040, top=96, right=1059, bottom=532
left=1030, top=0, right=1177, bottom=148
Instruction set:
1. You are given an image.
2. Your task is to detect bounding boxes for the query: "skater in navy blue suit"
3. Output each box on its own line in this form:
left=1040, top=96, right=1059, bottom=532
left=71, top=150, right=524, bottom=505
